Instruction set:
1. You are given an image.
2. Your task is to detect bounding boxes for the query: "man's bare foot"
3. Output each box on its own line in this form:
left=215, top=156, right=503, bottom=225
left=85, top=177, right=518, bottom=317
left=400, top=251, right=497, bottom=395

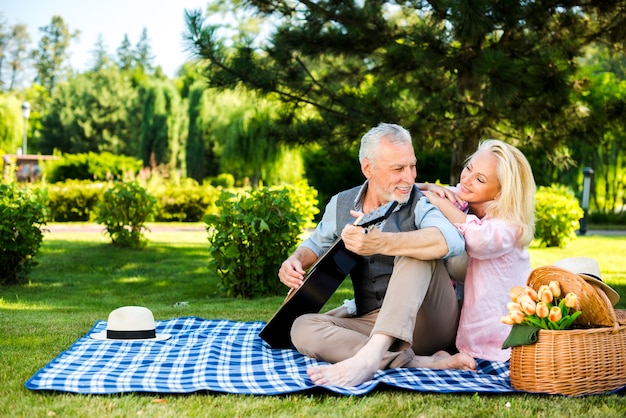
left=307, top=354, right=378, bottom=387
left=306, top=334, right=391, bottom=387
left=407, top=350, right=476, bottom=371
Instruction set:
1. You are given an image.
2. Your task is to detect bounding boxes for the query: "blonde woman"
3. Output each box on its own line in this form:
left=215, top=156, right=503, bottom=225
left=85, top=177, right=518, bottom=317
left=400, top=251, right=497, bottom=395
left=420, top=139, right=536, bottom=361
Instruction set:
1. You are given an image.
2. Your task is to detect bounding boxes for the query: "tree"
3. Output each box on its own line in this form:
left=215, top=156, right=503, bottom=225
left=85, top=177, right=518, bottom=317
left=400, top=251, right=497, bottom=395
left=5, top=24, right=31, bottom=91
left=116, top=34, right=134, bottom=71
left=185, top=81, right=219, bottom=182
left=139, top=80, right=182, bottom=173
left=185, top=1, right=626, bottom=184
left=31, top=15, right=79, bottom=92
left=135, top=28, right=155, bottom=73
left=89, top=34, right=112, bottom=72
left=0, top=94, right=24, bottom=153
left=568, top=47, right=626, bottom=214
left=40, top=67, right=138, bottom=155
left=0, top=14, right=8, bottom=91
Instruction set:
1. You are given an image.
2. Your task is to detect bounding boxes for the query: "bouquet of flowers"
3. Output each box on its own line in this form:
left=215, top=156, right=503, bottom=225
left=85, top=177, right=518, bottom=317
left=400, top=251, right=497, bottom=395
left=501, top=280, right=582, bottom=330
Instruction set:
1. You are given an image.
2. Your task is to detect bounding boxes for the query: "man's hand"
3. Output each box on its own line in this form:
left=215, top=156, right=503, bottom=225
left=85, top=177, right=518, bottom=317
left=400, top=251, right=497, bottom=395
left=341, top=223, right=384, bottom=256
left=278, top=256, right=306, bottom=290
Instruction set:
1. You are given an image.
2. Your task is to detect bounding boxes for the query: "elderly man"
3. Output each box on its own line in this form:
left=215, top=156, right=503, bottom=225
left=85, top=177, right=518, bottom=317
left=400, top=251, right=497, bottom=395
left=278, top=123, right=475, bottom=387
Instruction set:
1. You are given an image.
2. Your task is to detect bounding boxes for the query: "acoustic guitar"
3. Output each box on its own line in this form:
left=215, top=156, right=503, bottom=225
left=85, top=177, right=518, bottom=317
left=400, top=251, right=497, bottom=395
left=259, top=200, right=399, bottom=349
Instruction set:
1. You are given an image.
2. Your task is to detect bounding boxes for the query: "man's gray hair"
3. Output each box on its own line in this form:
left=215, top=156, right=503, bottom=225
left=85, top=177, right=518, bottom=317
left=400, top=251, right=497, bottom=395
left=359, top=123, right=412, bottom=163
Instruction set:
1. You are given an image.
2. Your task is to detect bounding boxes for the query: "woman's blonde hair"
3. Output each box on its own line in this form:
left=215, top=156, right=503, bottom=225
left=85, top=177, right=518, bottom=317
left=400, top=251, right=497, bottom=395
left=468, top=139, right=536, bottom=247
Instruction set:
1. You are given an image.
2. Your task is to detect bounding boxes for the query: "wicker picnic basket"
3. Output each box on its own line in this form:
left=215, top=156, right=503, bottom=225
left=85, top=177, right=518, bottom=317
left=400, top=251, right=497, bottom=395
left=509, top=264, right=626, bottom=396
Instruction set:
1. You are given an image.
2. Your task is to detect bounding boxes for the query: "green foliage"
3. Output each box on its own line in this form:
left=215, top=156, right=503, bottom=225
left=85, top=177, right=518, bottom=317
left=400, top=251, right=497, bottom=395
left=303, top=145, right=364, bottom=211
left=31, top=15, right=78, bottom=92
left=46, top=152, right=142, bottom=182
left=589, top=211, right=626, bottom=226
left=0, top=183, right=48, bottom=285
left=534, top=185, right=584, bottom=248
left=39, top=67, right=139, bottom=155
left=185, top=81, right=219, bottom=182
left=207, top=173, right=235, bottom=188
left=185, top=2, right=626, bottom=184
left=140, top=80, right=182, bottom=170
left=96, top=181, right=156, bottom=248
left=45, top=180, right=105, bottom=221
left=153, top=179, right=220, bottom=222
left=278, top=179, right=320, bottom=229
left=0, top=95, right=24, bottom=153
left=205, top=187, right=302, bottom=298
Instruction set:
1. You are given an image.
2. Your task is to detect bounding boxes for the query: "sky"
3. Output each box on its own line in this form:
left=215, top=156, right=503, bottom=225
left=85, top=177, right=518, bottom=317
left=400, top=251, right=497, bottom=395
left=3, top=0, right=212, bottom=78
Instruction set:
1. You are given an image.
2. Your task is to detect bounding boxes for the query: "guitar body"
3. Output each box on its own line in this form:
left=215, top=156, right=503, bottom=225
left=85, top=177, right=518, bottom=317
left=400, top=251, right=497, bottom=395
left=259, top=239, right=359, bottom=348
left=259, top=200, right=399, bottom=349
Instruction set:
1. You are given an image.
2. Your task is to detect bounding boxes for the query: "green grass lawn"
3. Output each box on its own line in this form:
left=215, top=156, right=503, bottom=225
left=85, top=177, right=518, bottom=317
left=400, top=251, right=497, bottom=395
left=1, top=224, right=625, bottom=417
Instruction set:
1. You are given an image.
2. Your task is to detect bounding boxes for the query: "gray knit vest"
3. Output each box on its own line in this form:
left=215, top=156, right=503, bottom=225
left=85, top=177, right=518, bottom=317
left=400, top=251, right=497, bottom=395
left=335, top=185, right=421, bottom=315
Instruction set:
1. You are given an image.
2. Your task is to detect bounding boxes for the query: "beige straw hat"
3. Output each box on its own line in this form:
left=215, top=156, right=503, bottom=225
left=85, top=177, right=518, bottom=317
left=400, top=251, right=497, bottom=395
left=552, top=257, right=620, bottom=306
left=91, top=306, right=171, bottom=341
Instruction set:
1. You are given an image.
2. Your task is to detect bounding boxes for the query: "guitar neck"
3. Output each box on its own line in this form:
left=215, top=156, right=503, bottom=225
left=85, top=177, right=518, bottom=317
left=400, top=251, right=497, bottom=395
left=356, top=200, right=399, bottom=228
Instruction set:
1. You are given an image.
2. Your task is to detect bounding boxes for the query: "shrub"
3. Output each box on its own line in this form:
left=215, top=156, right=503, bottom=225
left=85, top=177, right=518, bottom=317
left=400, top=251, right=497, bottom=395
left=45, top=180, right=106, bottom=221
left=0, top=183, right=48, bottom=285
left=96, top=181, right=156, bottom=248
left=205, top=187, right=302, bottom=298
left=275, top=179, right=319, bottom=229
left=207, top=173, right=235, bottom=188
left=153, top=179, right=220, bottom=222
left=535, top=184, right=584, bottom=248
left=46, top=152, right=142, bottom=182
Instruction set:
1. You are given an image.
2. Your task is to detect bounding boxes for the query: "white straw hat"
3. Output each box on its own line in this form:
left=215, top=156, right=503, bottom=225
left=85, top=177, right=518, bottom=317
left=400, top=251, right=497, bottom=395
left=552, top=257, right=620, bottom=306
left=91, top=306, right=171, bottom=341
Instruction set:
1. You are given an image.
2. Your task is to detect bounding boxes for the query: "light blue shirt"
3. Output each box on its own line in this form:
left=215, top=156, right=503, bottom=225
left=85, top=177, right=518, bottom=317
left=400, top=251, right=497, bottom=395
left=301, top=182, right=465, bottom=259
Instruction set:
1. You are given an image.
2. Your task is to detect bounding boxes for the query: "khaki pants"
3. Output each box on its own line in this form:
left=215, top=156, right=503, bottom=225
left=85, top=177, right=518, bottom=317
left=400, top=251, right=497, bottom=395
left=291, top=257, right=459, bottom=369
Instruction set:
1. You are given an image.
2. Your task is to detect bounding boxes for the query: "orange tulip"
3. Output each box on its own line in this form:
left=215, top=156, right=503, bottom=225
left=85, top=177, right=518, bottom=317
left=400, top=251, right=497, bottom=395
left=537, top=285, right=554, bottom=303
left=564, top=292, right=578, bottom=308
left=536, top=301, right=549, bottom=318
left=519, top=299, right=537, bottom=316
left=524, top=286, right=538, bottom=301
left=501, top=315, right=516, bottom=325
left=509, top=286, right=525, bottom=303
left=507, top=302, right=522, bottom=313
left=510, top=309, right=526, bottom=324
left=549, top=306, right=562, bottom=322
left=516, top=294, right=533, bottom=306
left=548, top=280, right=562, bottom=298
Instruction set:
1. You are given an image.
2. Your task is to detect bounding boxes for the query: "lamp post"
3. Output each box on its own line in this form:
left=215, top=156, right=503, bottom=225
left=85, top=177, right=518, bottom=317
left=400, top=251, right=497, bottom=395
left=21, top=101, right=31, bottom=155
left=579, top=167, right=594, bottom=236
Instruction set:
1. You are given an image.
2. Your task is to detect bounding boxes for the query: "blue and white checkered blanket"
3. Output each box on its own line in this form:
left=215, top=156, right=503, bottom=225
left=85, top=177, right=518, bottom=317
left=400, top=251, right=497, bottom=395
left=26, top=317, right=515, bottom=395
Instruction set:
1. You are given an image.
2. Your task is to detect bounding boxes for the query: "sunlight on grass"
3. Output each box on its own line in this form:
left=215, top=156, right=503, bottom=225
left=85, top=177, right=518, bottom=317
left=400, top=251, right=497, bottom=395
left=24, top=281, right=64, bottom=289
left=0, top=297, right=55, bottom=311
left=114, top=277, right=146, bottom=284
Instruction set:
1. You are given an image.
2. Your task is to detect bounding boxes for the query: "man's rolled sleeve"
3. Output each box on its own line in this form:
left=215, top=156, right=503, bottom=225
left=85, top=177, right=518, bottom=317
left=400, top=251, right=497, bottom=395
left=414, top=197, right=465, bottom=258
left=300, top=195, right=340, bottom=257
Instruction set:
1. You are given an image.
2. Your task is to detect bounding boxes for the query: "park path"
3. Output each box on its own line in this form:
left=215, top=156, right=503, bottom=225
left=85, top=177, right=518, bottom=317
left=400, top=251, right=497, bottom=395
left=44, top=224, right=206, bottom=233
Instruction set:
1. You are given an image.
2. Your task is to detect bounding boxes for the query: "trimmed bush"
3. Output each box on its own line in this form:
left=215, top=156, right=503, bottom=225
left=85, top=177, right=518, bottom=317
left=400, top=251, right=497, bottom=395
left=535, top=184, right=584, bottom=248
left=46, top=152, right=142, bottom=182
left=96, top=182, right=156, bottom=248
left=205, top=187, right=302, bottom=298
left=0, top=183, right=48, bottom=285
left=45, top=180, right=106, bottom=221
left=153, top=179, right=220, bottom=222
left=207, top=173, right=235, bottom=188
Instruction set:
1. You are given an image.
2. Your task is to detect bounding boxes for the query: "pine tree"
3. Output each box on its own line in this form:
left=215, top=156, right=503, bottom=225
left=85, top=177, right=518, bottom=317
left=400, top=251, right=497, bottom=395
left=185, top=0, right=626, bottom=183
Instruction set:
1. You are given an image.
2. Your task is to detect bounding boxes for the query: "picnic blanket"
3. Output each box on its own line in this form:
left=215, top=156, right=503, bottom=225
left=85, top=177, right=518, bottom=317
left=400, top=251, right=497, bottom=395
left=25, top=317, right=517, bottom=396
